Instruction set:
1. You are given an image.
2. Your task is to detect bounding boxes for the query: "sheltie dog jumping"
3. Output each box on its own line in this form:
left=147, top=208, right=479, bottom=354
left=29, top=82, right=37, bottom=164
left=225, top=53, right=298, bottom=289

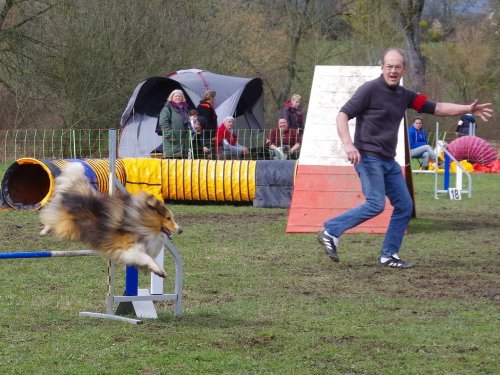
left=39, top=162, right=182, bottom=278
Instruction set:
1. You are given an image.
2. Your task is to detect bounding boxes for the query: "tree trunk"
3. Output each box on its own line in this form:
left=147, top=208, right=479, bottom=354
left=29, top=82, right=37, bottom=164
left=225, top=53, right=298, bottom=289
left=396, top=0, right=426, bottom=90
left=277, top=0, right=312, bottom=107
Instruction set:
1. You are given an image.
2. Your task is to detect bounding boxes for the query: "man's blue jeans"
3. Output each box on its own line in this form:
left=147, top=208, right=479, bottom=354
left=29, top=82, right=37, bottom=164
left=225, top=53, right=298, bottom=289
left=324, top=155, right=413, bottom=257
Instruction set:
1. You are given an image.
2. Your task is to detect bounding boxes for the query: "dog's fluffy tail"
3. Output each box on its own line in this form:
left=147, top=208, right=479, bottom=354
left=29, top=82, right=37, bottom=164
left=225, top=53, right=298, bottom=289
left=55, top=162, right=92, bottom=196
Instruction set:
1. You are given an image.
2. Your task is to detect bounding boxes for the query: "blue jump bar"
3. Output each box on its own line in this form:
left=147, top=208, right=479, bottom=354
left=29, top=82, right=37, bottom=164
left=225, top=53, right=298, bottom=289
left=0, top=250, right=97, bottom=259
left=0, top=251, right=53, bottom=259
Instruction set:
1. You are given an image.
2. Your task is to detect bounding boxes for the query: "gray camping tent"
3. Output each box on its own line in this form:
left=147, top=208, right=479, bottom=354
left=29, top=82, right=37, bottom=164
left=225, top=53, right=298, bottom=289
left=118, top=69, right=265, bottom=157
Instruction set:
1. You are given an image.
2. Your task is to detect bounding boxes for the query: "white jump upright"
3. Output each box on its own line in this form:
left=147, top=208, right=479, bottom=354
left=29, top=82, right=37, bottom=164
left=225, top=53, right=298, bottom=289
left=432, top=122, right=472, bottom=200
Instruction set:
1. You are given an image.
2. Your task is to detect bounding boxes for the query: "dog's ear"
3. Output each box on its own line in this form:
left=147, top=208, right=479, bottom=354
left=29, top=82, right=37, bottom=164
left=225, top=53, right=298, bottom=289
left=136, top=191, right=166, bottom=214
left=145, top=195, right=168, bottom=214
left=145, top=194, right=159, bottom=208
left=135, top=191, right=154, bottom=204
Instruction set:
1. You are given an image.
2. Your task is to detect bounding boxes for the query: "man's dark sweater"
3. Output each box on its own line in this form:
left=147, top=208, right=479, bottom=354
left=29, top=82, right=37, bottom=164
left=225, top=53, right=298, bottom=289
left=340, top=75, right=436, bottom=160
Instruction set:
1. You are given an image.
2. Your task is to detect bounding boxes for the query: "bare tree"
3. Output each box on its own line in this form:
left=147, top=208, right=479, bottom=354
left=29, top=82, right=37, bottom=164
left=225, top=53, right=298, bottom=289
left=0, top=0, right=59, bottom=129
left=234, top=0, right=349, bottom=119
left=341, top=0, right=402, bottom=65
left=276, top=0, right=312, bottom=107
left=392, top=0, right=426, bottom=90
left=0, top=0, right=56, bottom=91
left=35, top=0, right=207, bottom=129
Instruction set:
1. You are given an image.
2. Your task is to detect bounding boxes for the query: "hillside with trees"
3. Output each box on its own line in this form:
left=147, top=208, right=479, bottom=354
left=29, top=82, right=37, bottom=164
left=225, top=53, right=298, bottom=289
left=0, top=0, right=498, bottom=140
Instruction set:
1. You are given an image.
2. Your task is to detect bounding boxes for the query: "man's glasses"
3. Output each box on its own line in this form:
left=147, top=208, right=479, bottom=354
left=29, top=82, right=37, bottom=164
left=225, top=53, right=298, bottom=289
left=384, top=65, right=404, bottom=72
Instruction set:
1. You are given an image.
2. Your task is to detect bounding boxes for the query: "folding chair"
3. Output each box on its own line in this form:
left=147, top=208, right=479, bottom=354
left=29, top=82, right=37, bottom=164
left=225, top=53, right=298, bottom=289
left=413, top=157, right=424, bottom=170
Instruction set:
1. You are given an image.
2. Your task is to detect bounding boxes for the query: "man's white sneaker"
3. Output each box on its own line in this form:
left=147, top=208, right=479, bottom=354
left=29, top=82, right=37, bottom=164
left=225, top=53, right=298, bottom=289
left=317, top=231, right=340, bottom=262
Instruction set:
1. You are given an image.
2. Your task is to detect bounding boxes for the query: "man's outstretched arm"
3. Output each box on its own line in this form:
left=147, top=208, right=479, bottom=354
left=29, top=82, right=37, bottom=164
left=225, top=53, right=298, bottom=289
left=435, top=100, right=493, bottom=122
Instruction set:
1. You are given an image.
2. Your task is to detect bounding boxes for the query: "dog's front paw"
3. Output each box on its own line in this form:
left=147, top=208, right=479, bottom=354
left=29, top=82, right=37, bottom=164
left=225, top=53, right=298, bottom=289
left=142, top=264, right=166, bottom=278
left=152, top=268, right=166, bottom=278
left=39, top=226, right=50, bottom=236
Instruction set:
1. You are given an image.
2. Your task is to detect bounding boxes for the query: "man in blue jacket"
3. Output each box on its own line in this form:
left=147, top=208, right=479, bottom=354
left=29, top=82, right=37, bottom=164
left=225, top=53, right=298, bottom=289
left=409, top=116, right=437, bottom=170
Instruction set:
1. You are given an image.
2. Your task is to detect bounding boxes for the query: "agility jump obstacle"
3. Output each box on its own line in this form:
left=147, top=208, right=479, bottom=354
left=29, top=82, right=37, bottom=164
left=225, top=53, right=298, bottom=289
left=0, top=245, right=183, bottom=324
left=432, top=122, right=472, bottom=200
left=0, top=129, right=184, bottom=324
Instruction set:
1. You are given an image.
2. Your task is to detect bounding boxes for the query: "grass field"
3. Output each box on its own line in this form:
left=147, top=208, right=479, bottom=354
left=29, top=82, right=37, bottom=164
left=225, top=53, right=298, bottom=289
left=0, top=162, right=498, bottom=374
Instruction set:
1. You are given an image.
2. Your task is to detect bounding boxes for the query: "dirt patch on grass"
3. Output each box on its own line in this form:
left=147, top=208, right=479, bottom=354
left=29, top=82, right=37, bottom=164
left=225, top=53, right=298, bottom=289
left=405, top=272, right=499, bottom=301
left=302, top=257, right=500, bottom=302
left=178, top=210, right=287, bottom=226
left=0, top=214, right=46, bottom=250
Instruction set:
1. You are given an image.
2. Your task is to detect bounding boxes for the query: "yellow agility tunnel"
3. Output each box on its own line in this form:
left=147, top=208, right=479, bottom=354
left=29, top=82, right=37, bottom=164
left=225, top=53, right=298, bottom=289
left=124, top=158, right=256, bottom=202
left=0, top=157, right=289, bottom=210
left=1, top=158, right=126, bottom=210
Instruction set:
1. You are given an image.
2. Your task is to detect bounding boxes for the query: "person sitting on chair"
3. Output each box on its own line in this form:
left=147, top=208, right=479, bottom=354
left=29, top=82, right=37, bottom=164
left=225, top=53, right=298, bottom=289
left=216, top=116, right=249, bottom=159
left=409, top=116, right=437, bottom=170
left=192, top=116, right=213, bottom=159
left=267, top=118, right=301, bottom=160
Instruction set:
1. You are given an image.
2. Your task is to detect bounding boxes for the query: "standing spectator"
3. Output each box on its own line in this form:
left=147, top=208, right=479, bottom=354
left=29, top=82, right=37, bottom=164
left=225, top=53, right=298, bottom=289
left=409, top=116, right=437, bottom=170
left=282, top=94, right=304, bottom=133
left=216, top=116, right=249, bottom=159
left=158, top=89, right=190, bottom=159
left=268, top=118, right=301, bottom=160
left=456, top=113, right=477, bottom=137
left=316, top=48, right=493, bottom=269
left=196, top=90, right=218, bottom=140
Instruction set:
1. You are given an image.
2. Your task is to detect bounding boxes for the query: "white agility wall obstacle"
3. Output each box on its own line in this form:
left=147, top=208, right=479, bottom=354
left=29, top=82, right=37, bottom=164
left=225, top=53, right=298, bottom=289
left=287, top=65, right=409, bottom=233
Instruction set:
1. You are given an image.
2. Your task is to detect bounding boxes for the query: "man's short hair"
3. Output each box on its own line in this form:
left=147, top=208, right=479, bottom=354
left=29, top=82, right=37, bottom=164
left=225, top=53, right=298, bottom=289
left=380, top=48, right=407, bottom=67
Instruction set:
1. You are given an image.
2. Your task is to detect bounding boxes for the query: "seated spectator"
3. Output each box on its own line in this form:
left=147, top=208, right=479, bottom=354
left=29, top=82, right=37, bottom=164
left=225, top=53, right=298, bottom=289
left=409, top=116, right=437, bottom=170
left=188, top=109, right=199, bottom=133
left=267, top=118, right=301, bottom=160
left=281, top=94, right=304, bottom=133
left=192, top=116, right=212, bottom=159
left=216, top=116, right=249, bottom=159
